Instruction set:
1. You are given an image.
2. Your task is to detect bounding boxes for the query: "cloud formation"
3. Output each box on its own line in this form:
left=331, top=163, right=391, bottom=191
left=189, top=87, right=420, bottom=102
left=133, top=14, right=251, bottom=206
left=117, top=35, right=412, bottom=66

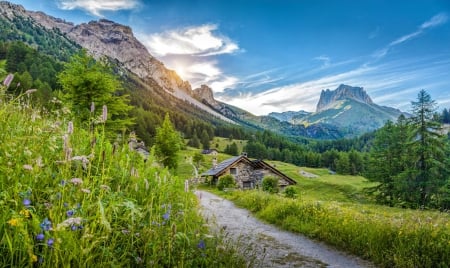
left=57, top=0, right=140, bottom=17
left=373, top=13, right=448, bottom=59
left=138, top=24, right=240, bottom=92
left=140, top=24, right=239, bottom=57
left=219, top=54, right=450, bottom=115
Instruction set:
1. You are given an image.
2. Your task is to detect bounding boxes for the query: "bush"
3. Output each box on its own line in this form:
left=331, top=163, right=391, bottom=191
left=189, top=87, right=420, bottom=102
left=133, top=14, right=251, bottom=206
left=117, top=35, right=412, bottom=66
left=217, top=175, right=236, bottom=191
left=284, top=186, right=298, bottom=198
left=262, top=176, right=279, bottom=193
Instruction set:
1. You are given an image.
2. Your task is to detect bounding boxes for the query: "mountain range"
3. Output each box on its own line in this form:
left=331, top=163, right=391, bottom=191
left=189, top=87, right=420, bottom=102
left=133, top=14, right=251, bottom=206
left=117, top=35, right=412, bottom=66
left=0, top=1, right=405, bottom=139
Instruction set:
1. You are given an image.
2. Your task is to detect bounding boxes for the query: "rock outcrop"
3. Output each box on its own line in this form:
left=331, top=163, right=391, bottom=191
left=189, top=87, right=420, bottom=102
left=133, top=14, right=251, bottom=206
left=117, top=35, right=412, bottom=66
left=316, top=84, right=373, bottom=112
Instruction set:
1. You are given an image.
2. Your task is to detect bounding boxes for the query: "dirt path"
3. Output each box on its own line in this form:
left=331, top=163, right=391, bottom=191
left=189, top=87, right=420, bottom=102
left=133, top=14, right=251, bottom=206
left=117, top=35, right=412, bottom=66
left=196, top=190, right=374, bottom=268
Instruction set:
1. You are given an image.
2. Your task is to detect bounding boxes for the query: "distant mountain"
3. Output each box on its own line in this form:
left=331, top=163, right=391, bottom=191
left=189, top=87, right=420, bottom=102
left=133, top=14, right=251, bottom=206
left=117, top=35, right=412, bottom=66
left=275, top=84, right=406, bottom=136
left=268, top=110, right=310, bottom=122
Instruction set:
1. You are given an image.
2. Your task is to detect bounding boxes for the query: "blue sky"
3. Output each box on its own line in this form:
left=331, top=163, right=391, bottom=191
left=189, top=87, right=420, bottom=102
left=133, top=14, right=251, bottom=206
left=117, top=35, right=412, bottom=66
left=12, top=0, right=450, bottom=115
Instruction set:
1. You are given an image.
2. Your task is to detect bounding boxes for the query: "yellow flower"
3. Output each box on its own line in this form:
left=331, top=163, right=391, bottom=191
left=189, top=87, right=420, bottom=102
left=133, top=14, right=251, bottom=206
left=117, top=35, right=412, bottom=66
left=31, top=255, right=38, bottom=263
left=20, top=209, right=31, bottom=218
left=7, top=218, right=19, bottom=226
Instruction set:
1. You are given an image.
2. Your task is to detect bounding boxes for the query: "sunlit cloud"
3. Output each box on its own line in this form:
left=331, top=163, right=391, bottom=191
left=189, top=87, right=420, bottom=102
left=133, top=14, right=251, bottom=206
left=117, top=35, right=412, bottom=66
left=373, top=13, right=448, bottom=59
left=139, top=24, right=239, bottom=57
left=137, top=24, right=240, bottom=93
left=57, top=0, right=140, bottom=17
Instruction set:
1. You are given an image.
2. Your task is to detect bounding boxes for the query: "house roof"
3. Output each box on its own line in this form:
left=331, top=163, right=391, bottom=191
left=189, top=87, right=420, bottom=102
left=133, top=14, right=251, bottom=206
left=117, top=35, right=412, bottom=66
left=201, top=155, right=296, bottom=185
left=201, top=155, right=244, bottom=176
left=201, top=149, right=218, bottom=154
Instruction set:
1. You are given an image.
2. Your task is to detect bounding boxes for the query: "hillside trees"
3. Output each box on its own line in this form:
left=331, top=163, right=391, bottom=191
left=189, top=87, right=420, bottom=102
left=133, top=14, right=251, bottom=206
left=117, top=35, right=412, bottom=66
left=58, top=50, right=133, bottom=134
left=367, top=90, right=449, bottom=208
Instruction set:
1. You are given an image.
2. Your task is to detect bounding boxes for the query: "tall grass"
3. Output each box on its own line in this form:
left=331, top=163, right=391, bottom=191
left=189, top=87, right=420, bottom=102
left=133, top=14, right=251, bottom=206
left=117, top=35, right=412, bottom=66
left=0, top=88, right=248, bottom=267
left=229, top=190, right=450, bottom=268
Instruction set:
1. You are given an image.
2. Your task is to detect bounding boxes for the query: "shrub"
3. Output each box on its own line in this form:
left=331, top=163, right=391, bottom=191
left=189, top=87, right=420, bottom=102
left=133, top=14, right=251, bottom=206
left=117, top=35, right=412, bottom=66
left=262, top=176, right=279, bottom=193
left=284, top=186, right=298, bottom=198
left=217, top=175, right=236, bottom=191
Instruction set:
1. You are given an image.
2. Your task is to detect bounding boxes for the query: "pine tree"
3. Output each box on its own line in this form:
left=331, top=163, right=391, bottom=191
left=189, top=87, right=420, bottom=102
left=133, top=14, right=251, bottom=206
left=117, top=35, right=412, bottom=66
left=409, top=90, right=448, bottom=206
left=154, top=113, right=182, bottom=170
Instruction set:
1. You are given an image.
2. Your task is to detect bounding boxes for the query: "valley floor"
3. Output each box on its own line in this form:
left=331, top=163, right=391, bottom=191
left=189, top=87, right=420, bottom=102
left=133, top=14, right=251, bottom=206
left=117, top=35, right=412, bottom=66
left=196, top=190, right=374, bottom=268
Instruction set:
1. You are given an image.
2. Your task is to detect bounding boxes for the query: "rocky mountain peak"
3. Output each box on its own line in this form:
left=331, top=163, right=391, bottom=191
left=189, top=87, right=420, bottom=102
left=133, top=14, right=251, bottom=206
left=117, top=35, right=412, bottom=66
left=0, top=1, right=27, bottom=19
left=316, top=84, right=373, bottom=112
left=193, top=85, right=217, bottom=105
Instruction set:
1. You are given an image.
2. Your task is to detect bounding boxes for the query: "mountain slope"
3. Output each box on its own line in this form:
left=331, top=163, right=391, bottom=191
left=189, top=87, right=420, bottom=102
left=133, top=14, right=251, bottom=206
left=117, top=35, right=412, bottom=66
left=294, top=85, right=404, bottom=135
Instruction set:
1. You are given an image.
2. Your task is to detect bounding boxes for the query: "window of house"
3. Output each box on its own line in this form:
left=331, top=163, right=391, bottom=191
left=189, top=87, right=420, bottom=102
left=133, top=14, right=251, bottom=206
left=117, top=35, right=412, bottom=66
left=230, top=167, right=237, bottom=175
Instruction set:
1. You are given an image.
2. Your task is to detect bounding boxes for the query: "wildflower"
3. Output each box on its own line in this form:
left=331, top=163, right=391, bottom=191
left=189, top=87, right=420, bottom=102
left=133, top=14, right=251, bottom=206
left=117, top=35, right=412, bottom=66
left=184, top=180, right=189, bottom=192
left=23, top=199, right=32, bottom=207
left=90, top=102, right=95, bottom=113
left=71, top=225, right=77, bottom=231
left=60, top=180, right=66, bottom=186
left=162, top=212, right=170, bottom=221
left=63, top=202, right=68, bottom=207
left=46, top=238, right=54, bottom=247
left=122, top=229, right=130, bottom=235
left=31, top=254, right=38, bottom=263
left=67, top=121, right=73, bottom=135
left=81, top=188, right=91, bottom=194
left=3, top=73, right=14, bottom=87
left=36, top=233, right=45, bottom=241
left=25, top=89, right=37, bottom=94
left=70, top=178, right=83, bottom=185
left=66, top=210, right=74, bottom=217
left=19, top=209, right=31, bottom=218
left=65, top=147, right=72, bottom=161
left=23, top=164, right=33, bottom=171
left=102, top=105, right=108, bottom=122
left=40, top=218, right=52, bottom=231
left=44, top=202, right=52, bottom=209
left=56, top=217, right=83, bottom=230
left=197, top=239, right=206, bottom=249
left=135, top=257, right=143, bottom=264
left=100, top=184, right=110, bottom=191
left=7, top=218, right=19, bottom=227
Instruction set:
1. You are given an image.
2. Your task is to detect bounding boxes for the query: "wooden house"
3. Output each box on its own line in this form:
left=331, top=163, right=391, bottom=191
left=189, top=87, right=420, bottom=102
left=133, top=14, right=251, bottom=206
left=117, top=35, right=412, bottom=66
left=201, top=154, right=296, bottom=189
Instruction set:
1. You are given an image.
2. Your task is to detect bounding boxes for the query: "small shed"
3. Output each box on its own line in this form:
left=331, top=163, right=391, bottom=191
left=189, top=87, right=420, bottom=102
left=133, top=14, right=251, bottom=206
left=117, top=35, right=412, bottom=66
left=201, top=154, right=296, bottom=189
left=201, top=149, right=219, bottom=156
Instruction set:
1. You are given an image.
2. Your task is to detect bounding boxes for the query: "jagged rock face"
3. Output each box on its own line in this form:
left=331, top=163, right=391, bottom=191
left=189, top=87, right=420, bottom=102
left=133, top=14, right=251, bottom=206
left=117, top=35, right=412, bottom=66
left=193, top=85, right=237, bottom=118
left=193, top=85, right=219, bottom=108
left=316, top=84, right=373, bottom=112
left=32, top=17, right=192, bottom=95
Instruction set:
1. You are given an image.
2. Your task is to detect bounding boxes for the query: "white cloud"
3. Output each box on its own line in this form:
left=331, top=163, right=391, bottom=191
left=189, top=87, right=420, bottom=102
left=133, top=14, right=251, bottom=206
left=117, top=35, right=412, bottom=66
left=314, top=55, right=331, bottom=67
left=139, top=24, right=239, bottom=57
left=374, top=13, right=448, bottom=59
left=57, top=0, right=140, bottom=17
left=137, top=24, right=240, bottom=93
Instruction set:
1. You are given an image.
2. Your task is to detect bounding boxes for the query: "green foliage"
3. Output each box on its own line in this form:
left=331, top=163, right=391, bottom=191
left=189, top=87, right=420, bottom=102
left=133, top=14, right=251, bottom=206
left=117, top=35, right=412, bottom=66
left=262, top=176, right=279, bottom=193
left=367, top=91, right=450, bottom=209
left=224, top=142, right=239, bottom=155
left=0, top=88, right=247, bottom=267
left=58, top=50, right=133, bottom=134
left=230, top=191, right=450, bottom=268
left=193, top=152, right=204, bottom=168
left=154, top=113, right=182, bottom=170
left=217, top=175, right=236, bottom=191
left=283, top=186, right=298, bottom=198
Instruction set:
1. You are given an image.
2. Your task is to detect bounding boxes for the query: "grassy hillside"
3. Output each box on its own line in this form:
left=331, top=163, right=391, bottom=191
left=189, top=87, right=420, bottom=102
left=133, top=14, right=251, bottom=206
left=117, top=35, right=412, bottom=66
left=203, top=158, right=450, bottom=267
left=210, top=137, right=247, bottom=153
left=0, top=89, right=248, bottom=267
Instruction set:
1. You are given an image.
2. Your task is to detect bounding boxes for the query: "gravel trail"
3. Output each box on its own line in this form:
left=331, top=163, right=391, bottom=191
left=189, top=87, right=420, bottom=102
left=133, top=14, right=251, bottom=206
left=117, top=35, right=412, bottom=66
left=196, top=190, right=374, bottom=268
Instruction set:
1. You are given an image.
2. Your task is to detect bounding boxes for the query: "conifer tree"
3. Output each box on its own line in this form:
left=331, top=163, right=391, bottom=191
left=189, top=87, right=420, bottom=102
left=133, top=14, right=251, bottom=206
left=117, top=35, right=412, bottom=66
left=154, top=113, right=182, bottom=170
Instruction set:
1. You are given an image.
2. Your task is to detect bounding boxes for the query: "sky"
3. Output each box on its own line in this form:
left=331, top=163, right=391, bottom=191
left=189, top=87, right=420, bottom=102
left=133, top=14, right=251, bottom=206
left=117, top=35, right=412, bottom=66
left=10, top=0, right=450, bottom=115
